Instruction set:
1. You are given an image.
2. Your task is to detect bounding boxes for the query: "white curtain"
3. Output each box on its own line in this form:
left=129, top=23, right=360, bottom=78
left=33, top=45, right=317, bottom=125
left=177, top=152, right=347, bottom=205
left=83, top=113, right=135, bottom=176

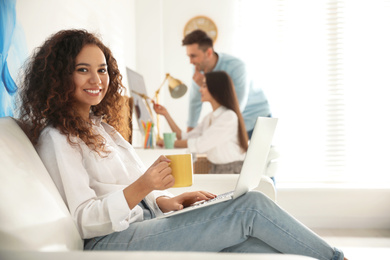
left=233, top=0, right=390, bottom=183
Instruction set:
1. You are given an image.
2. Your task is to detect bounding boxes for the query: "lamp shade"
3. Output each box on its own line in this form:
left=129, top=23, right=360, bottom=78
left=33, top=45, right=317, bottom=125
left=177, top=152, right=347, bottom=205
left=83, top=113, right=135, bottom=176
left=154, top=73, right=187, bottom=142
left=168, top=76, right=187, bottom=98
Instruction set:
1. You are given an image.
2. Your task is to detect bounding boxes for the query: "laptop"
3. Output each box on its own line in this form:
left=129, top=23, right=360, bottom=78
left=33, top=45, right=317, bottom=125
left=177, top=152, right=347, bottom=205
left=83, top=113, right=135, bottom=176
left=158, top=116, right=278, bottom=219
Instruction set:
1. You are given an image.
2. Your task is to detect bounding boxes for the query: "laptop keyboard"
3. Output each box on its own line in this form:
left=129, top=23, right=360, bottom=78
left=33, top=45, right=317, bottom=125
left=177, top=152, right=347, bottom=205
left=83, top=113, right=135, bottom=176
left=190, top=190, right=234, bottom=208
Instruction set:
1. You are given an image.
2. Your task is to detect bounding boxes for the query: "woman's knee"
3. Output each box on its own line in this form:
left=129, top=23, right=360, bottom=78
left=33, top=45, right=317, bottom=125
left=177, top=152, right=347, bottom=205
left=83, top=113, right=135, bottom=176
left=237, top=191, right=276, bottom=210
left=246, top=191, right=270, bottom=202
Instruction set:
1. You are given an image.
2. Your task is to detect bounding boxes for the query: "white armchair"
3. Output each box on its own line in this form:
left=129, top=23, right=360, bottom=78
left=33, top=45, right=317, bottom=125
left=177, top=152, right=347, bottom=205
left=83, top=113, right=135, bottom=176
left=0, top=117, right=313, bottom=260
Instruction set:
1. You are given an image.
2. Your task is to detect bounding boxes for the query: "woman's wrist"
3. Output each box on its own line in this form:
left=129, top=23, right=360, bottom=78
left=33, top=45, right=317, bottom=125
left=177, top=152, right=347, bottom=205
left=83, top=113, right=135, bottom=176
left=123, top=177, right=153, bottom=209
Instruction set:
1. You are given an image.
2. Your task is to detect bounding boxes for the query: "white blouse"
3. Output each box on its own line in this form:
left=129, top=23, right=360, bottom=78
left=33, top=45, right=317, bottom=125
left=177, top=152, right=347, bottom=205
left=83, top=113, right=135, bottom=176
left=35, top=116, right=172, bottom=239
left=182, top=106, right=246, bottom=164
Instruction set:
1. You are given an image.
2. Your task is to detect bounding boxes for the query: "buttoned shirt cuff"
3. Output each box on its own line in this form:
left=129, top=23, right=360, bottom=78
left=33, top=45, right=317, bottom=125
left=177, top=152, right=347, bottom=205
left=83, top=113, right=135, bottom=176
left=149, top=190, right=174, bottom=217
left=181, top=130, right=189, bottom=140
left=106, top=190, right=143, bottom=232
left=181, top=130, right=197, bottom=153
left=186, top=138, right=197, bottom=153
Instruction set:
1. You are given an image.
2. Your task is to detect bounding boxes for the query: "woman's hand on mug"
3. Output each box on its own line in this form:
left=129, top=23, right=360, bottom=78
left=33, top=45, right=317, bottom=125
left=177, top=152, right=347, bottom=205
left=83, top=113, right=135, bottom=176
left=142, top=156, right=174, bottom=190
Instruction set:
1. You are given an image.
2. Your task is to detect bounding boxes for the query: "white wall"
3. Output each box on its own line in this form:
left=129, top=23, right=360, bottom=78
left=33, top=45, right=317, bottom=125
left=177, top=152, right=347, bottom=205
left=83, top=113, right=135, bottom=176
left=16, top=0, right=136, bottom=96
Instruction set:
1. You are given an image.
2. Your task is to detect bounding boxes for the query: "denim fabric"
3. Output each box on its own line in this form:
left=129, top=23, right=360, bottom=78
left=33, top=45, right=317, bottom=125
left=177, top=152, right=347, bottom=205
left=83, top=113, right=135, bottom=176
left=84, top=191, right=344, bottom=260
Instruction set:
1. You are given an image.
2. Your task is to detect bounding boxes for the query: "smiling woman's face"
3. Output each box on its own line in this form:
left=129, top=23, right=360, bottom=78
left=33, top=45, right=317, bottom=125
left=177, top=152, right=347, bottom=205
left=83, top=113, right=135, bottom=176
left=72, top=44, right=109, bottom=118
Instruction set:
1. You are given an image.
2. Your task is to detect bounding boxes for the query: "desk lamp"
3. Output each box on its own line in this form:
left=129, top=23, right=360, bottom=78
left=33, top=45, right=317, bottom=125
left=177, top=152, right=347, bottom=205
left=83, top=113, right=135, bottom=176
left=154, top=73, right=187, bottom=141
left=131, top=73, right=187, bottom=142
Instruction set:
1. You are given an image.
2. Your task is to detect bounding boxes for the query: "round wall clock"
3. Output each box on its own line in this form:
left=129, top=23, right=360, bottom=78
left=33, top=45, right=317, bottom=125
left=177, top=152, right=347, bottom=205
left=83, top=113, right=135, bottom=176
left=183, top=15, right=218, bottom=43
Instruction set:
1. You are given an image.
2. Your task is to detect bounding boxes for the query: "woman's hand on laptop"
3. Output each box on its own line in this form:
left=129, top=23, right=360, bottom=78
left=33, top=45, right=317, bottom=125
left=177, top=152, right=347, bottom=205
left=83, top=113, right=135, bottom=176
left=156, top=191, right=216, bottom=212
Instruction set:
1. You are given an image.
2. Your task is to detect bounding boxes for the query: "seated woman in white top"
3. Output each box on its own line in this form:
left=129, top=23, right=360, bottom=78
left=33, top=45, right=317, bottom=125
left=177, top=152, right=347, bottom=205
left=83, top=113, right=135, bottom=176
left=153, top=71, right=248, bottom=174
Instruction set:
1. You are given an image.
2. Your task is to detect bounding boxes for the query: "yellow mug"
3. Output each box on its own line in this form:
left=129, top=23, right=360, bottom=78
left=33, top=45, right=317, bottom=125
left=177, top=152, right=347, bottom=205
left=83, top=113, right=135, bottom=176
left=166, top=154, right=193, bottom=187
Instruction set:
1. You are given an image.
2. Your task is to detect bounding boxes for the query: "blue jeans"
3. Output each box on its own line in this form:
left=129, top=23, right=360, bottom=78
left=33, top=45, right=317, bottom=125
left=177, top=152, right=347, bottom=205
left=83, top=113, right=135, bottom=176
left=84, top=191, right=344, bottom=260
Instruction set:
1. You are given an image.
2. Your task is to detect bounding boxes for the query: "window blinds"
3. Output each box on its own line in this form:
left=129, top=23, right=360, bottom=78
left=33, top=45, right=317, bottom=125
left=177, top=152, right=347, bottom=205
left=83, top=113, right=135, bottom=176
left=326, top=0, right=345, bottom=177
left=234, top=0, right=390, bottom=183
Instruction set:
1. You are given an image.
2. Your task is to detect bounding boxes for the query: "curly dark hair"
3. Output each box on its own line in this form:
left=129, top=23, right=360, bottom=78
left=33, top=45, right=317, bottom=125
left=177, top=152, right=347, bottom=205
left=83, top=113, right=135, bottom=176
left=205, top=71, right=248, bottom=152
left=18, top=29, right=126, bottom=155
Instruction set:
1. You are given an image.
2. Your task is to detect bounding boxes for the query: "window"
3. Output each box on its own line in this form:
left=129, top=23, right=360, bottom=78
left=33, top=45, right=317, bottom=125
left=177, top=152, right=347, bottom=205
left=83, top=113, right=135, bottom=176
left=234, top=0, right=390, bottom=183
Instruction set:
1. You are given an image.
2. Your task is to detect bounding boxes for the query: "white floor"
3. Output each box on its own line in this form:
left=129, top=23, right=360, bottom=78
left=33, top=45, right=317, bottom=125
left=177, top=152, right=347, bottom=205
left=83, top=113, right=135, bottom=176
left=313, top=229, right=390, bottom=259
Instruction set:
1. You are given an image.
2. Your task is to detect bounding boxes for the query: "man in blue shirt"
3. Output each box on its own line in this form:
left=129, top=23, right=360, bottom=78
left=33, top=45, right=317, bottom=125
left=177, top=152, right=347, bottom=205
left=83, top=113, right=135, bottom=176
left=182, top=30, right=271, bottom=138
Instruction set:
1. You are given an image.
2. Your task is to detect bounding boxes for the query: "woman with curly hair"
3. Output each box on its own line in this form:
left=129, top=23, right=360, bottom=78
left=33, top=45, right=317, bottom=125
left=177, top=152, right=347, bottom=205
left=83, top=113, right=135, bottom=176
left=18, top=29, right=124, bottom=154
left=17, top=29, right=346, bottom=260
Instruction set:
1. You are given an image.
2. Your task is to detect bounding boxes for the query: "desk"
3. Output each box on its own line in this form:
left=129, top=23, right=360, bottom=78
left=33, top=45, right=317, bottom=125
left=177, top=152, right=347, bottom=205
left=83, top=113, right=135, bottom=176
left=134, top=147, right=189, bottom=168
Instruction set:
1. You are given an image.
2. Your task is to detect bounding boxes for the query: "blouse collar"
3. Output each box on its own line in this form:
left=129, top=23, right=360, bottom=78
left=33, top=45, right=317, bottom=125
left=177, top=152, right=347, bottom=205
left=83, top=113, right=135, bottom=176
left=89, top=113, right=103, bottom=125
left=212, top=106, right=227, bottom=118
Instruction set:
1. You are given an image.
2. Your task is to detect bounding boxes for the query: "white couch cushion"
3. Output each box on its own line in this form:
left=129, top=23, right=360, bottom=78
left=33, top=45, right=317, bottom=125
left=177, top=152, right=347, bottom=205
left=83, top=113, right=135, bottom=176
left=0, top=117, right=83, bottom=251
